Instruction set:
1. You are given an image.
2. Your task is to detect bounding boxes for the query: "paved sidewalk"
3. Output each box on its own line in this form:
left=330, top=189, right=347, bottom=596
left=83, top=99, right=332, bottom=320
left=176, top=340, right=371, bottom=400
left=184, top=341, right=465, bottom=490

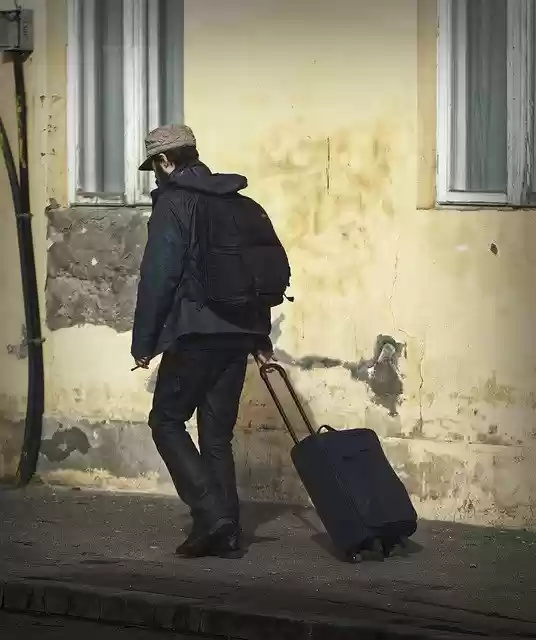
left=0, top=610, right=210, bottom=639
left=1, top=486, right=535, bottom=639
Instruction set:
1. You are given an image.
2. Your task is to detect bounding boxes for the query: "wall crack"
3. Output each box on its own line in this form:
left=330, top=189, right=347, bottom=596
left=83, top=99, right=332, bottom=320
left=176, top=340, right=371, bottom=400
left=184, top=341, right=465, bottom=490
left=417, top=343, right=425, bottom=436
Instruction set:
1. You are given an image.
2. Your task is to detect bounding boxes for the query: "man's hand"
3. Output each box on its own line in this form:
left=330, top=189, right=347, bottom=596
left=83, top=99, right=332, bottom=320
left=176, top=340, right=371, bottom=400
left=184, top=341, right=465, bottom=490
left=132, top=356, right=151, bottom=371
left=255, top=350, right=275, bottom=366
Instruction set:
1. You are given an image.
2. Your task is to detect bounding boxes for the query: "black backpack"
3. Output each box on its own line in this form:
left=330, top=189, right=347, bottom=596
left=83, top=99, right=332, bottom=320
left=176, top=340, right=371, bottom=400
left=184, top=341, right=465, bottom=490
left=193, top=192, right=291, bottom=314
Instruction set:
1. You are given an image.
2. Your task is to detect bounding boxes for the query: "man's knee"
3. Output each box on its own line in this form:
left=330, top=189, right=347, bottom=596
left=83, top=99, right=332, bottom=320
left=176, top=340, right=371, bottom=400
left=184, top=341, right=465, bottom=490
left=148, top=410, right=166, bottom=448
left=148, top=407, right=186, bottom=439
left=148, top=400, right=165, bottom=428
left=198, top=429, right=233, bottom=455
left=198, top=402, right=238, bottom=448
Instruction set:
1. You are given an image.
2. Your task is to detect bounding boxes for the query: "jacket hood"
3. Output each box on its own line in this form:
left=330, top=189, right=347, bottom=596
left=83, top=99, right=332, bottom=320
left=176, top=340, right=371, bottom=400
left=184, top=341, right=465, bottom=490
left=166, top=162, right=248, bottom=195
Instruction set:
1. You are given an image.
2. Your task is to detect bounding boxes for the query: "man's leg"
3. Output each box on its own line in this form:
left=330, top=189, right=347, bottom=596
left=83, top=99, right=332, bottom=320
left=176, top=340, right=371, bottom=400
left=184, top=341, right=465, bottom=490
left=149, top=348, right=231, bottom=539
left=197, top=349, right=249, bottom=532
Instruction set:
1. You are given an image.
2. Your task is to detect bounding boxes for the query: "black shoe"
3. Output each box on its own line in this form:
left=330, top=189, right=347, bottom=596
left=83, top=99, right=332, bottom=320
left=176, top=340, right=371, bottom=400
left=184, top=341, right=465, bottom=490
left=175, top=518, right=235, bottom=558
left=210, top=526, right=242, bottom=557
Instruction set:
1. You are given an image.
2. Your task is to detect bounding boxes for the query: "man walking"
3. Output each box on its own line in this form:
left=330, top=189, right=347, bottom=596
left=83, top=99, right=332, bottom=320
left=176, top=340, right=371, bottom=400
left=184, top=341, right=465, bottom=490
left=131, top=125, right=290, bottom=558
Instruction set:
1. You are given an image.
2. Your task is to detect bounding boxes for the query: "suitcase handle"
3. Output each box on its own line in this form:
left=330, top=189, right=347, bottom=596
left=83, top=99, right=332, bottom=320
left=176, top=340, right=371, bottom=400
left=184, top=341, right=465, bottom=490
left=255, top=358, right=316, bottom=444
left=317, top=424, right=336, bottom=434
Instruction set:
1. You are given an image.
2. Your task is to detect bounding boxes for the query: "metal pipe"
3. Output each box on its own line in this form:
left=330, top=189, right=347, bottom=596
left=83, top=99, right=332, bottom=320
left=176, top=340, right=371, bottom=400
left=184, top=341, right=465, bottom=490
left=11, top=53, right=44, bottom=487
left=0, top=117, right=21, bottom=215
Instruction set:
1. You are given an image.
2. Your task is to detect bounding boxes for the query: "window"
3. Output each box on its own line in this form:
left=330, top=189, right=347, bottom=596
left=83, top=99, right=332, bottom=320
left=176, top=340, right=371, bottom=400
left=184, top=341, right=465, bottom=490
left=67, top=0, right=184, bottom=205
left=437, top=0, right=535, bottom=206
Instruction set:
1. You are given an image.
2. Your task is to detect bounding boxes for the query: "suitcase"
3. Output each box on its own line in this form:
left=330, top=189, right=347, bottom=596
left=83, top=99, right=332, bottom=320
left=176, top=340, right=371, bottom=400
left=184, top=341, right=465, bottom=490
left=258, top=360, right=417, bottom=563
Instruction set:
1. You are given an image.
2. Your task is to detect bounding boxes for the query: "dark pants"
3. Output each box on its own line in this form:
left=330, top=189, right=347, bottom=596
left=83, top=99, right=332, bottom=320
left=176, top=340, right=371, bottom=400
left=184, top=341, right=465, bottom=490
left=149, top=344, right=249, bottom=530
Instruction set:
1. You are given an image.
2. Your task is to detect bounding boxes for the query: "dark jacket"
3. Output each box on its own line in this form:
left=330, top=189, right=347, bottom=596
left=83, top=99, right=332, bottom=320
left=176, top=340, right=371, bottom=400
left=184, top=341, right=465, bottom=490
left=131, top=163, right=272, bottom=360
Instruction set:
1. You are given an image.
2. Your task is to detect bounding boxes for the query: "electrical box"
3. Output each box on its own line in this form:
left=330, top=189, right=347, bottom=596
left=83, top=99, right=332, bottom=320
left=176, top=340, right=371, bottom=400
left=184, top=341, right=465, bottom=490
left=0, top=10, right=33, bottom=52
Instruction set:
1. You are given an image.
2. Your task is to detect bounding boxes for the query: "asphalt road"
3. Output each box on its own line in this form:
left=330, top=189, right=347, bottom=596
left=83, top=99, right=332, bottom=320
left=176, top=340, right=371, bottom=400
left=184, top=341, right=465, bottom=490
left=0, top=611, right=213, bottom=639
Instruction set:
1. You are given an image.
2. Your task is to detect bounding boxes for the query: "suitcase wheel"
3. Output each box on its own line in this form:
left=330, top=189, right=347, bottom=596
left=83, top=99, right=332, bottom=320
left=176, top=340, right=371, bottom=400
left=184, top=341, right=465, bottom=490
left=348, top=539, right=385, bottom=563
left=345, top=536, right=409, bottom=563
left=345, top=551, right=363, bottom=564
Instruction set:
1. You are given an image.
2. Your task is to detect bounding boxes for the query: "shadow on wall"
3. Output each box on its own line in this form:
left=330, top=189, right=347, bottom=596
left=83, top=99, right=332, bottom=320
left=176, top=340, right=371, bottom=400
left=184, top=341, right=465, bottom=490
left=233, top=337, right=406, bottom=503
left=233, top=356, right=329, bottom=504
left=235, top=356, right=424, bottom=562
left=234, top=334, right=407, bottom=502
left=34, top=334, right=406, bottom=505
left=240, top=354, right=324, bottom=436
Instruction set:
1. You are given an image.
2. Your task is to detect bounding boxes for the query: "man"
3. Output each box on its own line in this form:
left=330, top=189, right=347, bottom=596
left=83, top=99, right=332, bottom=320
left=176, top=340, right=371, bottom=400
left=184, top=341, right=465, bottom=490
left=132, top=124, right=281, bottom=558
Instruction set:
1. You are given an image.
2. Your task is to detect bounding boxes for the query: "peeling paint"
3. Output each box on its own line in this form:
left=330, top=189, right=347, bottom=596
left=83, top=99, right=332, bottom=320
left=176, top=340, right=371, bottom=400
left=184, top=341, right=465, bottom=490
left=452, top=375, right=536, bottom=412
left=35, top=413, right=536, bottom=528
left=274, top=334, right=405, bottom=415
left=40, top=469, right=173, bottom=495
left=387, top=442, right=467, bottom=502
left=41, top=426, right=90, bottom=462
left=6, top=326, right=28, bottom=360
left=37, top=416, right=308, bottom=505
left=475, top=425, right=511, bottom=447
left=46, top=208, right=148, bottom=332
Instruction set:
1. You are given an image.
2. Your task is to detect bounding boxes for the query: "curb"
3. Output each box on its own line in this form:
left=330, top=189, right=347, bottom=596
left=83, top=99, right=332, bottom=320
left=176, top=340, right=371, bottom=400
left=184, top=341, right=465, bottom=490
left=0, top=578, right=495, bottom=639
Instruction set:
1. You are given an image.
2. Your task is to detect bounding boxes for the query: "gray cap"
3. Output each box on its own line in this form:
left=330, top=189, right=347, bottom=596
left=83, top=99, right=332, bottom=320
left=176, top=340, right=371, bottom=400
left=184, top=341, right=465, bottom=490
left=139, top=124, right=197, bottom=171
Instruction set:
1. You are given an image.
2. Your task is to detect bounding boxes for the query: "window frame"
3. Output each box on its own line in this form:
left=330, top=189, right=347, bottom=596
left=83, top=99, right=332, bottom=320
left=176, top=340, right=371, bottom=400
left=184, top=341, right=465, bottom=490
left=437, top=0, right=535, bottom=207
left=67, top=0, right=166, bottom=206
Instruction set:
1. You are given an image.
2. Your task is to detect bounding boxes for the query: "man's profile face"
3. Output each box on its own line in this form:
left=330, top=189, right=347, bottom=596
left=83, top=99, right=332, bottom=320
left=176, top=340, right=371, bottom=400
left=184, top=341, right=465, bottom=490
left=152, top=153, right=174, bottom=186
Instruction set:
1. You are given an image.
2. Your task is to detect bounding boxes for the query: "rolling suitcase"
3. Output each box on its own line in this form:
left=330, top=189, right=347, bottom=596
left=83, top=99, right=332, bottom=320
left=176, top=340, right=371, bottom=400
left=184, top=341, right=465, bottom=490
left=258, top=360, right=417, bottom=563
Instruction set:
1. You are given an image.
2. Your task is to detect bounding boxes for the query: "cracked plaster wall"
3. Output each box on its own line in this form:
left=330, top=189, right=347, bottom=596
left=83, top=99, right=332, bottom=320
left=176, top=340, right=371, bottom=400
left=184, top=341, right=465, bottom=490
left=2, top=0, right=536, bottom=528
left=46, top=207, right=149, bottom=332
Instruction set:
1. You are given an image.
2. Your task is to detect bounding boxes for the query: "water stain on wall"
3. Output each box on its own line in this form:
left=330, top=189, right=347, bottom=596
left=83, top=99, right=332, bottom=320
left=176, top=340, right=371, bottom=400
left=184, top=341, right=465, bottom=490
left=475, top=425, right=511, bottom=447
left=41, top=426, right=90, bottom=463
left=0, top=394, right=23, bottom=417
left=386, top=441, right=466, bottom=502
left=256, top=118, right=400, bottom=251
left=39, top=419, right=164, bottom=479
left=0, top=418, right=24, bottom=479
left=274, top=334, right=405, bottom=416
left=473, top=375, right=536, bottom=414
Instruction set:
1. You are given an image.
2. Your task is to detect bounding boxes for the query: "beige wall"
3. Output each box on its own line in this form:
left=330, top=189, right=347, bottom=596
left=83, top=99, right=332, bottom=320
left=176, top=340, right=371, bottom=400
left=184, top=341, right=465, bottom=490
left=1, top=0, right=536, bottom=528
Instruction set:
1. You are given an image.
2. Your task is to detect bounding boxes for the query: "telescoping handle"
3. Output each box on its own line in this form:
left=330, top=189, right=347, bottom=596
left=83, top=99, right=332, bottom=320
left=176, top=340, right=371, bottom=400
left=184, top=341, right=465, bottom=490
left=256, top=358, right=316, bottom=445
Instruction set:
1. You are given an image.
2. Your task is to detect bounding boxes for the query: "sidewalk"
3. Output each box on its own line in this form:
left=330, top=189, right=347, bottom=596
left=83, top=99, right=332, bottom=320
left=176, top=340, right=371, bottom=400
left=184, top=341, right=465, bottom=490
left=1, top=486, right=535, bottom=639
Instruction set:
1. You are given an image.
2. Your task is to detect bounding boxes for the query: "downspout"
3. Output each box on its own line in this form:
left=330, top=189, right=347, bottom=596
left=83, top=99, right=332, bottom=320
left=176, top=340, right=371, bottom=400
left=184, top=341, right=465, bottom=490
left=0, top=50, right=45, bottom=487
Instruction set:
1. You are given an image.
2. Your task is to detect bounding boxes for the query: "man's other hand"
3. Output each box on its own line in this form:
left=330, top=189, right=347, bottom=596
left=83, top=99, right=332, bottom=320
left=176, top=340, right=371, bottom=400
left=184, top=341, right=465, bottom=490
left=134, top=356, right=151, bottom=370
